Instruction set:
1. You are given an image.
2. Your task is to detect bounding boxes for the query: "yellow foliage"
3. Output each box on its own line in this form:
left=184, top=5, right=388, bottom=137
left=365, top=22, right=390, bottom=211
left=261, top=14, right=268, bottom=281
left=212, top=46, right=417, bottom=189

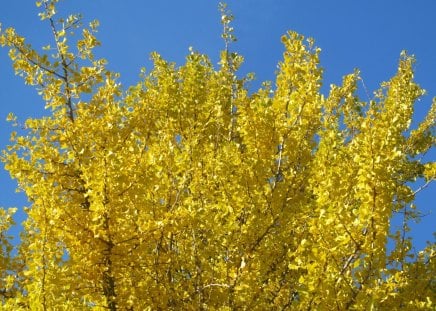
left=0, top=1, right=434, bottom=310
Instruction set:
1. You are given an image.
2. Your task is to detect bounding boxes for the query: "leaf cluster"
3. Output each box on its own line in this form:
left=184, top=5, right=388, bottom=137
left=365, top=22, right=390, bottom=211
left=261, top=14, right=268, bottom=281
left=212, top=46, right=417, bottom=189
left=0, top=1, right=434, bottom=310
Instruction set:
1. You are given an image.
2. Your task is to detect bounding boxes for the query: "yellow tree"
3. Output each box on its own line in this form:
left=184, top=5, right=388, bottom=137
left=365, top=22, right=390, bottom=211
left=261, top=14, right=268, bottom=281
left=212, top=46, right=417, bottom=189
left=0, top=1, right=435, bottom=310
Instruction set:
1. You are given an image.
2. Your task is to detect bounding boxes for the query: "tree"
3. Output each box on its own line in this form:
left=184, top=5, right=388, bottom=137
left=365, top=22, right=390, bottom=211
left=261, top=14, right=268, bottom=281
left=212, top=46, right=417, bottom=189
left=0, top=1, right=435, bottom=309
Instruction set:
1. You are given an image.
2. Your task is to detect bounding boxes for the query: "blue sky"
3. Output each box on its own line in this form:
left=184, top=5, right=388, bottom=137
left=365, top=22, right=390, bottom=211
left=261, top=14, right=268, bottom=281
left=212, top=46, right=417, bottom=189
left=1, top=1, right=435, bottom=250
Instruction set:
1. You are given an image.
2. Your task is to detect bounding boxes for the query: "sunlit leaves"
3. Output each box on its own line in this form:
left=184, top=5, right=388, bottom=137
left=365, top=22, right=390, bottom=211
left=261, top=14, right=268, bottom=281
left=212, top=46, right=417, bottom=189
left=0, top=1, right=435, bottom=310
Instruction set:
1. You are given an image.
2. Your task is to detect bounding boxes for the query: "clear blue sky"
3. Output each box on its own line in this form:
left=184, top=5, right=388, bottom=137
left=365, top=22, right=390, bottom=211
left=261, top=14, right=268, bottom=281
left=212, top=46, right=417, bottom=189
left=1, top=1, right=435, bottom=250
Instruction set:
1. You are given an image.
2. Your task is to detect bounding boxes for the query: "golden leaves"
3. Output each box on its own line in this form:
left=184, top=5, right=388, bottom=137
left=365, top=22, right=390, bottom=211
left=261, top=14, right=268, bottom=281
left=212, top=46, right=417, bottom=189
left=0, top=1, right=435, bottom=310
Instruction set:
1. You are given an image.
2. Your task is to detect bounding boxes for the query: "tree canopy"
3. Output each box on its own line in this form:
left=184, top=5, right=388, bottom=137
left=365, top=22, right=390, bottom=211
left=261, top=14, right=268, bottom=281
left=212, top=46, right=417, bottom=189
left=0, top=1, right=435, bottom=310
